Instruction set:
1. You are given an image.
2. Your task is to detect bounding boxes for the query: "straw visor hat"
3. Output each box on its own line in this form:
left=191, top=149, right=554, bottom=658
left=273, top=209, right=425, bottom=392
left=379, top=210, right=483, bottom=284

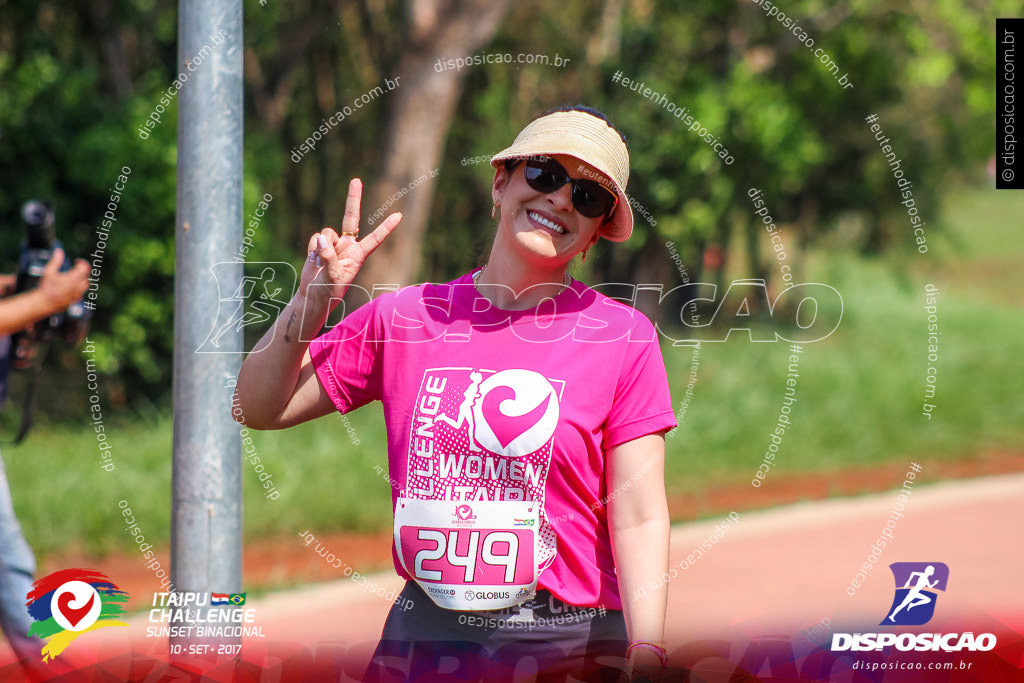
left=490, top=110, right=633, bottom=242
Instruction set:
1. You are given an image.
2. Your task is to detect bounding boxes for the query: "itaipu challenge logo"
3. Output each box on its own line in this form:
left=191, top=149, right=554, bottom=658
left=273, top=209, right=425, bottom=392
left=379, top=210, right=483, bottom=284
left=25, top=569, right=129, bottom=661
left=881, top=561, right=949, bottom=626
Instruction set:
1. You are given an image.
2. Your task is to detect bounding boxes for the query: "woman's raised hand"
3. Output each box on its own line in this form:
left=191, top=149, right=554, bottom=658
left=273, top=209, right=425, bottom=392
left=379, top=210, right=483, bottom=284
left=298, top=178, right=402, bottom=310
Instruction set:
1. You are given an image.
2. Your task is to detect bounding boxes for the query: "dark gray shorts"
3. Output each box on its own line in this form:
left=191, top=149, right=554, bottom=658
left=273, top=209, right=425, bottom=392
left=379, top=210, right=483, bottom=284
left=364, top=581, right=627, bottom=682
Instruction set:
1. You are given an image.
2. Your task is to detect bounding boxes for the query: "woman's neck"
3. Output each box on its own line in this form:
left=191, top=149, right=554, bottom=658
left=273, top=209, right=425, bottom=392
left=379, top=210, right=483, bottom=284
left=474, top=256, right=570, bottom=311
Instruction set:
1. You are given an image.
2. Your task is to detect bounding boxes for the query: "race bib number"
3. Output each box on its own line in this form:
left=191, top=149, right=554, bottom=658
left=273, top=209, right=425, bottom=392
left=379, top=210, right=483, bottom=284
left=395, top=498, right=539, bottom=610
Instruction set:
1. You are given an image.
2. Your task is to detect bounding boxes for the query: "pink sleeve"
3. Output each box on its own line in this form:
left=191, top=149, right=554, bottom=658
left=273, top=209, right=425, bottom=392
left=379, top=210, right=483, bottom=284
left=602, top=319, right=677, bottom=449
left=308, top=300, right=384, bottom=414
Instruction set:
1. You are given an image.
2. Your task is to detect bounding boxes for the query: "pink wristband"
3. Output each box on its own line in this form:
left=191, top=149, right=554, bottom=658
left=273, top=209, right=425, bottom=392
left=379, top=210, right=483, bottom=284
left=626, top=641, right=668, bottom=667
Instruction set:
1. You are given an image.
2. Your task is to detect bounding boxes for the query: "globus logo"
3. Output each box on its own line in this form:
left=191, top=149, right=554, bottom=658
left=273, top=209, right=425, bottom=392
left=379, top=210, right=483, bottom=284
left=464, top=590, right=510, bottom=601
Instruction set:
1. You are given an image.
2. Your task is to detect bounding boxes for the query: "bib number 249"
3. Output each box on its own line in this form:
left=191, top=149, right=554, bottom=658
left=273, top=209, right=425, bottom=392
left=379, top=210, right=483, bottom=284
left=400, top=527, right=534, bottom=586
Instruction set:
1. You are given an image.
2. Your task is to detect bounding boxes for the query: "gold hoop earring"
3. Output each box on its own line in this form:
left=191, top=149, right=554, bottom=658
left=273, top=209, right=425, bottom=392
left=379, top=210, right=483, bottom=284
left=492, top=201, right=500, bottom=219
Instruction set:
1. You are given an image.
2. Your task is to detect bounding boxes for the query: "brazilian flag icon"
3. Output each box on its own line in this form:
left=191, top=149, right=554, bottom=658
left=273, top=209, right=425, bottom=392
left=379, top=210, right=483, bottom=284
left=228, top=593, right=247, bottom=605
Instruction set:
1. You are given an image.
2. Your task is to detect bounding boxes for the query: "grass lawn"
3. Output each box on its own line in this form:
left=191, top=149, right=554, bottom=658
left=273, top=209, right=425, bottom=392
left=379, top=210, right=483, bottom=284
left=4, top=185, right=1021, bottom=560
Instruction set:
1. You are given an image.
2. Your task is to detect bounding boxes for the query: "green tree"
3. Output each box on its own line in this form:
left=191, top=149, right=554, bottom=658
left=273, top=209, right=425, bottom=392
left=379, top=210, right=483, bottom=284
left=0, top=0, right=1008, bottom=414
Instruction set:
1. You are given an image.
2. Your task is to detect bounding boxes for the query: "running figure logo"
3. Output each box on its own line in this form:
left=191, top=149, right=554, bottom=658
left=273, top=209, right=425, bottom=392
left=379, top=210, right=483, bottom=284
left=434, top=371, right=484, bottom=452
left=198, top=262, right=295, bottom=352
left=881, top=562, right=949, bottom=626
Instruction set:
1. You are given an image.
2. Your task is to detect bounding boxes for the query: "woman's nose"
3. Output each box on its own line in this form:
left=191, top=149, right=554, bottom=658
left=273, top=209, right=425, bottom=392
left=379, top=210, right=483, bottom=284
left=547, top=182, right=574, bottom=211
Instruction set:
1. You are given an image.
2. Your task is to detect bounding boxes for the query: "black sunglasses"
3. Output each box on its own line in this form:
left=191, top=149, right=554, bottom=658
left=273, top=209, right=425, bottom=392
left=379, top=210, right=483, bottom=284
left=522, top=156, right=618, bottom=219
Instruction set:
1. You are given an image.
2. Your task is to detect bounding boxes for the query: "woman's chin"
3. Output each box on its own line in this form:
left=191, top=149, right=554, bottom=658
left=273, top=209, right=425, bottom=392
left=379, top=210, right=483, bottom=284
left=512, top=231, right=571, bottom=262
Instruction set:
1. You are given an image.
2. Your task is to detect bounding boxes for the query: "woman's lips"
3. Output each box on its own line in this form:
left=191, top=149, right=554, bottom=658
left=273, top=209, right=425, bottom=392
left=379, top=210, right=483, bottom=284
left=527, top=210, right=567, bottom=235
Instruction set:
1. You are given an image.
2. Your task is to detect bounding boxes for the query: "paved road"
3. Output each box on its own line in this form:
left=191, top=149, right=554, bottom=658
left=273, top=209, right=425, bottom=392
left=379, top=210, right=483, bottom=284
left=241, top=472, right=1024, bottom=645
left=3, top=473, right=1022, bottom=680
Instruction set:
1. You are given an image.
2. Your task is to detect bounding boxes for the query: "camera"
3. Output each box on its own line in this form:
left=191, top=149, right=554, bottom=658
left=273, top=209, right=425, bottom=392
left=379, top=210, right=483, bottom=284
left=8, top=199, right=91, bottom=370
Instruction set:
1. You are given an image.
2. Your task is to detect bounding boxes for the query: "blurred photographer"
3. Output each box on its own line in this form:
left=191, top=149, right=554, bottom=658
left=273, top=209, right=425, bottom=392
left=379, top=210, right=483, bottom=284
left=0, top=250, right=90, bottom=336
left=0, top=246, right=88, bottom=662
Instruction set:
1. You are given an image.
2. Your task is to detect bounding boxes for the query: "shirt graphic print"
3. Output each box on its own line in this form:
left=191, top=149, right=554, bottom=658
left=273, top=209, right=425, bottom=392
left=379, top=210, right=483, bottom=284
left=394, top=367, right=562, bottom=608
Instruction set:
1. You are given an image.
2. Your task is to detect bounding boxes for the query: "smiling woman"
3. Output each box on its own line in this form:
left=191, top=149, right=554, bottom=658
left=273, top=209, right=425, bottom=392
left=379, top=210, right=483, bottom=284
left=234, top=105, right=676, bottom=681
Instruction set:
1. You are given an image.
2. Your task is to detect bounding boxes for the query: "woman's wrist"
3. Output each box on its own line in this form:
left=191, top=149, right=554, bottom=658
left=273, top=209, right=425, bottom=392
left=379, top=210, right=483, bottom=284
left=626, top=641, right=668, bottom=668
left=287, top=290, right=331, bottom=342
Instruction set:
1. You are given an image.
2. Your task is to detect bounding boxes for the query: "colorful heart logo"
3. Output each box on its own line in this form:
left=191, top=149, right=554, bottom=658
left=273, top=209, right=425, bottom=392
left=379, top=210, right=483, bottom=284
left=48, top=580, right=102, bottom=632
left=56, top=591, right=95, bottom=628
left=27, top=570, right=129, bottom=661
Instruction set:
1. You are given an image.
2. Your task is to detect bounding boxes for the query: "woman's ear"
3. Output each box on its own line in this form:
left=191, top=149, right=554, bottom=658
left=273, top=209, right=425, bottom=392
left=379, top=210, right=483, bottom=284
left=492, top=165, right=511, bottom=205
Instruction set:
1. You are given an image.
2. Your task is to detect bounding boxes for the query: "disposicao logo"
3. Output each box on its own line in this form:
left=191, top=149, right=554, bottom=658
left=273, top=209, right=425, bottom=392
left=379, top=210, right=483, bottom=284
left=26, top=569, right=129, bottom=661
left=831, top=562, right=996, bottom=653
left=882, top=561, right=948, bottom=626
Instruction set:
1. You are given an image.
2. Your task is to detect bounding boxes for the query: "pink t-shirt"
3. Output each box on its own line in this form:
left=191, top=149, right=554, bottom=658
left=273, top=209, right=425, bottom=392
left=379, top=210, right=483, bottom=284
left=309, top=271, right=676, bottom=609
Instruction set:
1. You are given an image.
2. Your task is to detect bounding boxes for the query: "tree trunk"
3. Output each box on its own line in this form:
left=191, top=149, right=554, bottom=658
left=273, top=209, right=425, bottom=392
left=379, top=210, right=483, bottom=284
left=82, top=0, right=133, bottom=99
left=354, top=0, right=512, bottom=290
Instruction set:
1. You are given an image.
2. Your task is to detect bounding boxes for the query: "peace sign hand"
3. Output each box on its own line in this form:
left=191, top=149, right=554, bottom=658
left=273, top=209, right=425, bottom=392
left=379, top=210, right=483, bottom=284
left=298, top=178, right=402, bottom=311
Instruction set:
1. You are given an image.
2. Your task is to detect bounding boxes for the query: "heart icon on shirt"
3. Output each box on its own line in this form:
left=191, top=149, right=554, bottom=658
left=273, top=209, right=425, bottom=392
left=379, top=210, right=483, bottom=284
left=455, top=504, right=475, bottom=520
left=473, top=369, right=559, bottom=457
left=481, top=386, right=552, bottom=449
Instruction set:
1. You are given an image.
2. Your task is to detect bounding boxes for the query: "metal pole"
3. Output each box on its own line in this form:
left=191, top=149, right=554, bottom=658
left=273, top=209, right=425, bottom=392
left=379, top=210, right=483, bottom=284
left=172, top=0, right=242, bottom=655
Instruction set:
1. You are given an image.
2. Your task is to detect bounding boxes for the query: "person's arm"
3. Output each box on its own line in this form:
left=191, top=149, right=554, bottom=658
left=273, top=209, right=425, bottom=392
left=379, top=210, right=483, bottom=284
left=0, top=249, right=90, bottom=335
left=606, top=432, right=670, bottom=674
left=233, top=179, right=401, bottom=430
